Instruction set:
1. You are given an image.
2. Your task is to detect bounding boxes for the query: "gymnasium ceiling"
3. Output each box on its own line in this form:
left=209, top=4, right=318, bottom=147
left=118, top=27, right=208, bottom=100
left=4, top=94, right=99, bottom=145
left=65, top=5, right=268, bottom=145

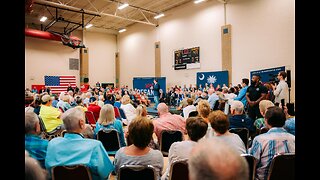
left=25, top=0, right=199, bottom=35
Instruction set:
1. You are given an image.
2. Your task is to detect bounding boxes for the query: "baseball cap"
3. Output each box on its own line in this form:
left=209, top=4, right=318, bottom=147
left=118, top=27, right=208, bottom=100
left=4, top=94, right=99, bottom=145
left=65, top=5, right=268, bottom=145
left=41, top=94, right=53, bottom=103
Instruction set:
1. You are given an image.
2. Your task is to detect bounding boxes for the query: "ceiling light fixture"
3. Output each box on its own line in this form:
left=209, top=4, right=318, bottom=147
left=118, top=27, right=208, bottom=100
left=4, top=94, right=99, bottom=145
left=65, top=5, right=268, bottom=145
left=154, top=13, right=164, bottom=19
left=40, top=16, right=47, bottom=22
left=119, top=28, right=127, bottom=33
left=85, top=24, right=93, bottom=28
left=194, top=0, right=206, bottom=4
left=118, top=3, right=129, bottom=10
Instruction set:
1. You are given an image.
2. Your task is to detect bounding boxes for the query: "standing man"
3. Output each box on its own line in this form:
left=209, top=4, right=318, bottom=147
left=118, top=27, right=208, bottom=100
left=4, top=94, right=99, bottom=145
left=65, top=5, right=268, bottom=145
left=246, top=74, right=267, bottom=121
left=234, top=78, right=249, bottom=109
left=153, top=78, right=160, bottom=110
left=272, top=71, right=289, bottom=107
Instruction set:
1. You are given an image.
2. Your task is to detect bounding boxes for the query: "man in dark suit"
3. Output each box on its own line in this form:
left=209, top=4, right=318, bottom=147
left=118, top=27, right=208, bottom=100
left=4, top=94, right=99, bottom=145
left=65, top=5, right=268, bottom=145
left=153, top=79, right=160, bottom=110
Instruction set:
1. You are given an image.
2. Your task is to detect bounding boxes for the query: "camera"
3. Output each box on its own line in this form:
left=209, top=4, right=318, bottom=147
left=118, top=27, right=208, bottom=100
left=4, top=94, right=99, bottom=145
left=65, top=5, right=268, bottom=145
left=268, top=74, right=279, bottom=84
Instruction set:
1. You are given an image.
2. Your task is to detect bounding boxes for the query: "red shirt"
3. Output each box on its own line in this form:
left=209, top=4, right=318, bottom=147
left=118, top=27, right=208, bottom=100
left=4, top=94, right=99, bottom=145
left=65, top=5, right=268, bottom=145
left=87, top=104, right=101, bottom=120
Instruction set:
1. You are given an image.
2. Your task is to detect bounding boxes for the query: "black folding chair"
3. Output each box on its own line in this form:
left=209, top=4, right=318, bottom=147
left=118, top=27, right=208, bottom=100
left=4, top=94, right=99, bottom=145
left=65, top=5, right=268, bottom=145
left=97, top=129, right=121, bottom=156
left=259, top=126, right=269, bottom=135
left=169, top=159, right=189, bottom=180
left=212, top=100, right=220, bottom=110
left=241, top=154, right=257, bottom=180
left=52, top=165, right=92, bottom=180
left=160, top=130, right=183, bottom=157
left=118, top=165, right=156, bottom=180
left=188, top=111, right=198, bottom=117
left=267, top=153, right=295, bottom=180
left=229, top=128, right=249, bottom=149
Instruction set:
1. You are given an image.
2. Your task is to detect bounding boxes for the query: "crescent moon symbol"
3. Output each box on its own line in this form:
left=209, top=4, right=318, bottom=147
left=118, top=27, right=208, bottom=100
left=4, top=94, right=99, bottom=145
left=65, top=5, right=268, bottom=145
left=199, top=74, right=205, bottom=80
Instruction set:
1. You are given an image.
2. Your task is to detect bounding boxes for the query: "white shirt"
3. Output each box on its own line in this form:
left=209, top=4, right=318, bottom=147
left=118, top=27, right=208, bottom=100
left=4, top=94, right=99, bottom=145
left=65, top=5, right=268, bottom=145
left=120, top=103, right=136, bottom=125
left=161, top=141, right=197, bottom=180
left=182, top=105, right=197, bottom=119
left=274, top=80, right=289, bottom=104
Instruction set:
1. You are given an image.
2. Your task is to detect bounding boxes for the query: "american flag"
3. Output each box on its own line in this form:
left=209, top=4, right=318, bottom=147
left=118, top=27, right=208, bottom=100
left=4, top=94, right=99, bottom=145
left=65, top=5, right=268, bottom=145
left=44, top=75, right=76, bottom=94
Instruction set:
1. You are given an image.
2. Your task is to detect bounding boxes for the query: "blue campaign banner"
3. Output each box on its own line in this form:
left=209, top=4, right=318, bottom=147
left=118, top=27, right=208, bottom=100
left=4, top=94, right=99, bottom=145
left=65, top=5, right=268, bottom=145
left=133, top=77, right=166, bottom=102
left=196, top=70, right=229, bottom=88
left=250, top=66, right=285, bottom=83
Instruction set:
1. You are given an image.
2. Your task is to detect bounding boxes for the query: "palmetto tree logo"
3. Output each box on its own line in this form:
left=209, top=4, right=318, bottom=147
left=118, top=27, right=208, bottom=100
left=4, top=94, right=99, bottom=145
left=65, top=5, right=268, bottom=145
left=207, top=75, right=217, bottom=84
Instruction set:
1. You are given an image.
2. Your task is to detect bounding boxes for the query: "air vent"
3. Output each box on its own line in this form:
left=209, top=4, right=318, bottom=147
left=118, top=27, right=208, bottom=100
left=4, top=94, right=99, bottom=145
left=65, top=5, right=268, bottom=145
left=69, top=58, right=79, bottom=70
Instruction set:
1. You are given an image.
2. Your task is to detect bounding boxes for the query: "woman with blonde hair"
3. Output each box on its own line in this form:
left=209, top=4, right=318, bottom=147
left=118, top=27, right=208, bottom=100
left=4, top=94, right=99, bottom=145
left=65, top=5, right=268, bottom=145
left=254, top=100, right=275, bottom=129
left=135, top=104, right=147, bottom=117
left=197, top=100, right=213, bottom=138
left=120, top=95, right=136, bottom=125
left=94, top=104, right=126, bottom=147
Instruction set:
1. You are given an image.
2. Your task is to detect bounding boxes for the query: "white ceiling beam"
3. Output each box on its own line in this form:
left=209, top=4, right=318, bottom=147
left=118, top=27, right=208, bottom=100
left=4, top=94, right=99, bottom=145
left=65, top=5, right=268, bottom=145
left=34, top=0, right=156, bottom=27
left=217, top=0, right=227, bottom=3
left=139, top=9, right=150, bottom=24
left=86, top=0, right=99, bottom=13
left=104, top=0, right=158, bottom=15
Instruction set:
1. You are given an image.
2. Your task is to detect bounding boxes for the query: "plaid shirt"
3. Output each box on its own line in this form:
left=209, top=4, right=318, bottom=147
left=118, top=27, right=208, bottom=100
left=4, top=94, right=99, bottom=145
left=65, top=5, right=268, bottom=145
left=25, top=134, right=49, bottom=168
left=249, top=127, right=295, bottom=180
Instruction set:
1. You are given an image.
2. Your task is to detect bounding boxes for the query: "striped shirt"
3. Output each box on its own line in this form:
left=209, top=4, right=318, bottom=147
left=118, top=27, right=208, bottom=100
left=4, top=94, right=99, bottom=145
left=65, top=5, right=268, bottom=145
left=249, top=127, right=295, bottom=180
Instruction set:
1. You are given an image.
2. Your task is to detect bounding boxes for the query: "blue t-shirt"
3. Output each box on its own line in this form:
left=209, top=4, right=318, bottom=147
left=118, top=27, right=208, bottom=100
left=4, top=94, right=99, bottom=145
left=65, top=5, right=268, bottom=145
left=94, top=119, right=126, bottom=148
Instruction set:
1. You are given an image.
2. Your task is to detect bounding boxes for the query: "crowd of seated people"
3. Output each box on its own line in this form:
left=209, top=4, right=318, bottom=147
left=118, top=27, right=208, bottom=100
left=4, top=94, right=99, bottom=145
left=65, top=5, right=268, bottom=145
left=25, top=79, right=295, bottom=179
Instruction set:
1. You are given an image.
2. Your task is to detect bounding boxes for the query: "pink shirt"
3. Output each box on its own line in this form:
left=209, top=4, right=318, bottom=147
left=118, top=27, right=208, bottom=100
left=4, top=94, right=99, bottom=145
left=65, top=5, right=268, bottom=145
left=153, top=112, right=186, bottom=140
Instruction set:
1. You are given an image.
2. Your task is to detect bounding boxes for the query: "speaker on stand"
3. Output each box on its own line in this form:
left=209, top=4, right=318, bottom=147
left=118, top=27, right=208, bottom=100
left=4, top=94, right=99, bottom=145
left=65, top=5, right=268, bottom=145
left=286, top=70, right=291, bottom=103
left=286, top=70, right=294, bottom=115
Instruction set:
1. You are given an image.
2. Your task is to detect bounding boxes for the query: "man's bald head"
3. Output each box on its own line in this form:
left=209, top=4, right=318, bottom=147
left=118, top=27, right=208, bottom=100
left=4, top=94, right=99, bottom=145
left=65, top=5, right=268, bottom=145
left=189, top=137, right=249, bottom=180
left=157, top=103, right=169, bottom=115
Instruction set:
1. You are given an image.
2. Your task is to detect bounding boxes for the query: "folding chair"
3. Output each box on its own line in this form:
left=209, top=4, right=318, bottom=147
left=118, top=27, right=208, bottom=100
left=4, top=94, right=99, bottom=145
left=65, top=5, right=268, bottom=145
left=188, top=111, right=198, bottom=118
left=229, top=128, right=249, bottom=149
left=259, top=126, right=269, bottom=135
left=85, top=111, right=97, bottom=129
left=114, top=107, right=121, bottom=120
left=58, top=106, right=65, bottom=113
left=212, top=101, right=220, bottom=110
left=118, top=164, right=156, bottom=180
left=52, top=164, right=92, bottom=180
left=38, top=116, right=64, bottom=141
left=267, top=153, right=295, bottom=180
left=160, top=130, right=183, bottom=157
left=169, top=159, right=189, bottom=180
left=97, top=129, right=121, bottom=156
left=241, top=154, right=257, bottom=180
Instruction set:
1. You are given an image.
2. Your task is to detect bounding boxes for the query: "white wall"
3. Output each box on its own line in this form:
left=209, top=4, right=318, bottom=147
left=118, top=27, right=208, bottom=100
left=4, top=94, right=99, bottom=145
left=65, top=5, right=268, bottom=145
left=118, top=0, right=294, bottom=101
left=228, top=0, right=295, bottom=101
left=25, top=36, right=80, bottom=88
left=25, top=30, right=117, bottom=89
left=84, top=31, right=117, bottom=86
left=118, top=25, right=156, bottom=87
left=157, top=0, right=224, bottom=88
